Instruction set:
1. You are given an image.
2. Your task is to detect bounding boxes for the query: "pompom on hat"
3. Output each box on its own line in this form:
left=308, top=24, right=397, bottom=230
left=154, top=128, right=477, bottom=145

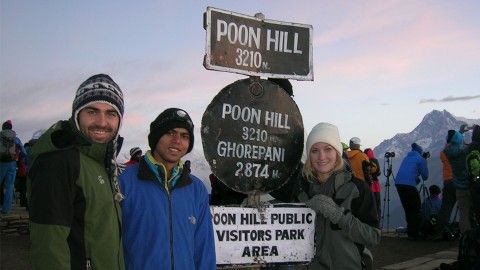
left=72, top=74, right=124, bottom=131
left=306, top=122, right=343, bottom=156
left=148, top=108, right=194, bottom=153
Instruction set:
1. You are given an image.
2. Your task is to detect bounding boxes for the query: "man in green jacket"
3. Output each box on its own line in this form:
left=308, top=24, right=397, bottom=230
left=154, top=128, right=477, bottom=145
left=28, top=74, right=126, bottom=270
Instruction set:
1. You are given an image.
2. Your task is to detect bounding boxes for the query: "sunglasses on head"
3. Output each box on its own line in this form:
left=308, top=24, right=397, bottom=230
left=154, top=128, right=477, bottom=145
left=156, top=109, right=193, bottom=129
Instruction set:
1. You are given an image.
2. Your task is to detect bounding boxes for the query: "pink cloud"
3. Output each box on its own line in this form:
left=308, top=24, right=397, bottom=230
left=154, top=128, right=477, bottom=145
left=313, top=1, right=479, bottom=79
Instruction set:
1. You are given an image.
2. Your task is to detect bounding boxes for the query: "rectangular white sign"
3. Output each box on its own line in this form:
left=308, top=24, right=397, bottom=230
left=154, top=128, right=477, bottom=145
left=211, top=205, right=316, bottom=266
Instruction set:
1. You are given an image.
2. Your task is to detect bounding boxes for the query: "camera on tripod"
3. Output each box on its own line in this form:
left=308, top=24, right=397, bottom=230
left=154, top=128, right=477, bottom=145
left=385, top=152, right=395, bottom=158
left=422, top=152, right=430, bottom=159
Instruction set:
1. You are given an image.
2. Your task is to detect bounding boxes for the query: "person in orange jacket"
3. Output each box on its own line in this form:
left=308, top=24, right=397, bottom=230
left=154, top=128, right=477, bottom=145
left=431, top=130, right=458, bottom=240
left=346, top=137, right=377, bottom=183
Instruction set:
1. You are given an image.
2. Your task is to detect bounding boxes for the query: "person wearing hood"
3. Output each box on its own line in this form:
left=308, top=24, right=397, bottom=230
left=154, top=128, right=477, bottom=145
left=364, top=148, right=382, bottom=219
left=444, top=130, right=471, bottom=233
left=28, top=74, right=126, bottom=270
left=395, top=142, right=429, bottom=240
left=302, top=123, right=380, bottom=270
left=119, top=108, right=216, bottom=270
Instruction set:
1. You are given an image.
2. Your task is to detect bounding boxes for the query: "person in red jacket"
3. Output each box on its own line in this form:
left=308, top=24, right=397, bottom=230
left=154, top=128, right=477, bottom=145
left=124, top=147, right=142, bottom=167
left=365, top=148, right=381, bottom=219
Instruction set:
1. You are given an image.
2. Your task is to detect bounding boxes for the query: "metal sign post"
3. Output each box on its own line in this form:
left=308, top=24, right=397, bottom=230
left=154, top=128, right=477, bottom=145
left=202, top=7, right=315, bottom=269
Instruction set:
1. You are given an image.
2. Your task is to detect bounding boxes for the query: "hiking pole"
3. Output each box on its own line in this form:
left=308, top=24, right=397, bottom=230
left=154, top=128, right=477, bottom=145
left=382, top=152, right=395, bottom=233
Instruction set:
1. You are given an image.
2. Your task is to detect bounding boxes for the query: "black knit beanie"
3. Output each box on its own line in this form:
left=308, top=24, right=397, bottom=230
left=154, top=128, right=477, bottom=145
left=148, top=108, right=194, bottom=153
left=72, top=74, right=124, bottom=131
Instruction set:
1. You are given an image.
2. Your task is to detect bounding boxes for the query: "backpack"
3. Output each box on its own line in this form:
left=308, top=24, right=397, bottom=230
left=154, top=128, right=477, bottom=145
left=466, top=150, right=480, bottom=183
left=456, top=227, right=480, bottom=269
left=421, top=214, right=438, bottom=237
left=0, top=129, right=16, bottom=162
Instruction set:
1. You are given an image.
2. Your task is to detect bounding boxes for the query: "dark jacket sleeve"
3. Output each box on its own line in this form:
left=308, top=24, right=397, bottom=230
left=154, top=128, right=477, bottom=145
left=28, top=149, right=81, bottom=269
left=337, top=178, right=381, bottom=247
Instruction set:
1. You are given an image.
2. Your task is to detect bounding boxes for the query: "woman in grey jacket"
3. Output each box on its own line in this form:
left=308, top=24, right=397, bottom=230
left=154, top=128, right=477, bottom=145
left=302, top=122, right=381, bottom=270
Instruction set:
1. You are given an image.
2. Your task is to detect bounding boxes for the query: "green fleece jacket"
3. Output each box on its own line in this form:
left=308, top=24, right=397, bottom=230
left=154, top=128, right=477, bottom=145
left=28, top=120, right=125, bottom=270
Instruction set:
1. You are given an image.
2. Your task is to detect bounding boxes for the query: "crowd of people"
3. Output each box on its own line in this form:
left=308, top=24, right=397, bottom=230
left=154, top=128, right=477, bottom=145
left=1, top=72, right=479, bottom=269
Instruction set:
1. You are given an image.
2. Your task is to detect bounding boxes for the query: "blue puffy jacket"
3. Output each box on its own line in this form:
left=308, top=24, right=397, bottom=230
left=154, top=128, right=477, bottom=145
left=119, top=156, right=216, bottom=270
left=395, top=151, right=429, bottom=187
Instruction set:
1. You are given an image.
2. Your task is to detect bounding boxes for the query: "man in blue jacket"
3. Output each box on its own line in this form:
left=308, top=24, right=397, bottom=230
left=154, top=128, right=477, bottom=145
left=395, top=143, right=429, bottom=240
left=119, top=108, right=216, bottom=270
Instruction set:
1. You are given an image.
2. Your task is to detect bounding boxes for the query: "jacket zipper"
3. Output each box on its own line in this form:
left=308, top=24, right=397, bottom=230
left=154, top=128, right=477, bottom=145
left=168, top=191, right=174, bottom=270
left=86, top=259, right=92, bottom=270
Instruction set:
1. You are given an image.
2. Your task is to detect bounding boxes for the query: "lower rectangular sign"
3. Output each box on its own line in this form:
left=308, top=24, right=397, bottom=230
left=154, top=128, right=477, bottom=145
left=211, top=204, right=316, bottom=266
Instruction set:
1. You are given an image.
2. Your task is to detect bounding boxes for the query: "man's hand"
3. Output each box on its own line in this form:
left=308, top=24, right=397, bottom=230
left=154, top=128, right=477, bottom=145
left=305, top=194, right=345, bottom=224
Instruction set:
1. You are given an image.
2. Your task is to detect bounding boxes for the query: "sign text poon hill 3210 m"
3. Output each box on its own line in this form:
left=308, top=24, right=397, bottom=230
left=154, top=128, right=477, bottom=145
left=204, top=7, right=313, bottom=80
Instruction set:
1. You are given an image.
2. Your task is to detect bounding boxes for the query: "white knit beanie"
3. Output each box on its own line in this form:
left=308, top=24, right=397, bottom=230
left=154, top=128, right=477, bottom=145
left=306, top=122, right=343, bottom=156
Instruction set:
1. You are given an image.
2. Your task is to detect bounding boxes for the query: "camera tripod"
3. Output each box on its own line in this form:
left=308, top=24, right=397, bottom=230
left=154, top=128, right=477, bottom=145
left=381, top=156, right=395, bottom=232
left=418, top=178, right=435, bottom=221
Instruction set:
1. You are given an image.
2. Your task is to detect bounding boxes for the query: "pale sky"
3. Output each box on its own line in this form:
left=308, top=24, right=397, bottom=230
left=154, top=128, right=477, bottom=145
left=1, top=0, right=479, bottom=161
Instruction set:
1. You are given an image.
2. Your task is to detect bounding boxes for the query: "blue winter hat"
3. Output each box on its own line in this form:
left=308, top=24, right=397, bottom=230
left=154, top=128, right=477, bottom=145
left=411, top=143, right=423, bottom=155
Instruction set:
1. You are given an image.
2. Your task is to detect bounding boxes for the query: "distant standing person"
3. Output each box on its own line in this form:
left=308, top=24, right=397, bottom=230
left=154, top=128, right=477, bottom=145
left=302, top=123, right=380, bottom=269
left=431, top=130, right=457, bottom=240
left=444, top=130, right=471, bottom=233
left=119, top=108, right=216, bottom=270
left=0, top=120, right=26, bottom=215
left=395, top=143, right=429, bottom=240
left=346, top=137, right=377, bottom=183
left=28, top=74, right=126, bottom=269
left=124, top=147, right=142, bottom=166
left=364, top=148, right=382, bottom=218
